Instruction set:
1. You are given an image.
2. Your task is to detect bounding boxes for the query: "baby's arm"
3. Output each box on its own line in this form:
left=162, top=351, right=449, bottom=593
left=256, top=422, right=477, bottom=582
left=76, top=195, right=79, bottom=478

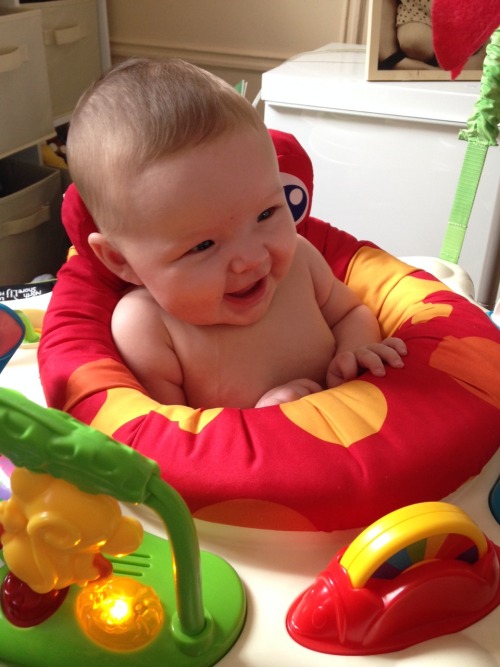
left=326, top=307, right=407, bottom=387
left=111, top=288, right=187, bottom=405
left=307, top=241, right=407, bottom=388
left=255, top=240, right=406, bottom=408
left=255, top=378, right=323, bottom=408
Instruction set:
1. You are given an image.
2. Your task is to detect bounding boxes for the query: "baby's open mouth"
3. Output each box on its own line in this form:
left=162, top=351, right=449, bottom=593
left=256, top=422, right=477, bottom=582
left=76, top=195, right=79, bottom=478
left=226, top=277, right=265, bottom=299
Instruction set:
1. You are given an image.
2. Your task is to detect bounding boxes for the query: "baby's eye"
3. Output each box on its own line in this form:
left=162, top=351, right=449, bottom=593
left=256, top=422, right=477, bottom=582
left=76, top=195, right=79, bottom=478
left=258, top=208, right=275, bottom=222
left=189, top=240, right=214, bottom=254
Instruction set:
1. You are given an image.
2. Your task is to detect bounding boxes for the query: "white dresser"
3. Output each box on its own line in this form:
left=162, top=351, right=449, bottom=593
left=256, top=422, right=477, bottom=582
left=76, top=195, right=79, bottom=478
left=262, top=44, right=500, bottom=308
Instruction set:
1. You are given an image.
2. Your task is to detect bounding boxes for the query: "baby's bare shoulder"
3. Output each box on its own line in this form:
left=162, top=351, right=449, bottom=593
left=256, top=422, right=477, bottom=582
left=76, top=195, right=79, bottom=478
left=295, top=235, right=332, bottom=270
left=292, top=235, right=336, bottom=299
left=112, top=287, right=175, bottom=351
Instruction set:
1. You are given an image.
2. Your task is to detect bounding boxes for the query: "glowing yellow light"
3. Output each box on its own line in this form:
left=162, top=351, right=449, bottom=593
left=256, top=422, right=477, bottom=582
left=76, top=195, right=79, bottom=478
left=105, top=597, right=133, bottom=624
left=76, top=576, right=164, bottom=652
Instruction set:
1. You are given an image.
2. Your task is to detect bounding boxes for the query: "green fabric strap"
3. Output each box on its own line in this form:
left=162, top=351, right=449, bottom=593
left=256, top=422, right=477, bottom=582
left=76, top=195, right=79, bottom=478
left=440, top=142, right=488, bottom=263
left=440, top=27, right=500, bottom=264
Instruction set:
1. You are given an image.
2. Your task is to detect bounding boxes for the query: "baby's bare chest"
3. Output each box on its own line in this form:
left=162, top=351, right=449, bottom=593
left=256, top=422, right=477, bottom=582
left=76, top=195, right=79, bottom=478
left=173, top=288, right=336, bottom=408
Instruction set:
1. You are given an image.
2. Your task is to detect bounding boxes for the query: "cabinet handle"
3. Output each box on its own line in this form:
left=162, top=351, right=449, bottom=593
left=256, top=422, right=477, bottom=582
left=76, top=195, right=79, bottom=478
left=44, top=24, right=85, bottom=47
left=0, top=206, right=50, bottom=241
left=0, top=46, right=28, bottom=74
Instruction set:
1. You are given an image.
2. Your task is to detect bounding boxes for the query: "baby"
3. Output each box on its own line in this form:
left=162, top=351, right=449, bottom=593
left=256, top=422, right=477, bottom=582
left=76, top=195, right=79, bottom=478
left=67, top=58, right=406, bottom=409
left=396, top=0, right=435, bottom=65
left=378, top=0, right=438, bottom=70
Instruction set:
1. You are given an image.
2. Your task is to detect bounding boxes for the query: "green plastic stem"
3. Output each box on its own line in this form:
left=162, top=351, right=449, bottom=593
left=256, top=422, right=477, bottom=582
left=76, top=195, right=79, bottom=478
left=146, top=475, right=206, bottom=637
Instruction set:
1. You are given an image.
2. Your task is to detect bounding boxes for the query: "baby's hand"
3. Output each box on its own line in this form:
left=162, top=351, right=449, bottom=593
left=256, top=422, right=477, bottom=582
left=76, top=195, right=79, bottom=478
left=255, top=378, right=323, bottom=408
left=327, top=337, right=407, bottom=388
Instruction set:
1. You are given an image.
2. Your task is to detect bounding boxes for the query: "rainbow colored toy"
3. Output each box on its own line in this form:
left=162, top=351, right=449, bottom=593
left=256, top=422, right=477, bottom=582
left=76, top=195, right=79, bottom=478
left=287, top=502, right=500, bottom=655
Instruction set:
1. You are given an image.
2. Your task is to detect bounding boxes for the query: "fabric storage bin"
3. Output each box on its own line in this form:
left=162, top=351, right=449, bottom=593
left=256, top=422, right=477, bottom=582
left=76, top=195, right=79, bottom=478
left=0, top=159, right=68, bottom=284
left=20, top=0, right=101, bottom=121
left=0, top=9, right=54, bottom=158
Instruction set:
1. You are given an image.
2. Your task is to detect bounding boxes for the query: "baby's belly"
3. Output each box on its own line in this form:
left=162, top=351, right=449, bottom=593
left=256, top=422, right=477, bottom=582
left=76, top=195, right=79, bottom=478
left=269, top=330, right=336, bottom=388
left=183, top=320, right=336, bottom=409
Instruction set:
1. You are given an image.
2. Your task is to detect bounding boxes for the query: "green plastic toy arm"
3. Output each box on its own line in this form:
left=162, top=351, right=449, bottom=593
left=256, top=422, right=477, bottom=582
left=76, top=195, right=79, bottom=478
left=0, top=387, right=159, bottom=503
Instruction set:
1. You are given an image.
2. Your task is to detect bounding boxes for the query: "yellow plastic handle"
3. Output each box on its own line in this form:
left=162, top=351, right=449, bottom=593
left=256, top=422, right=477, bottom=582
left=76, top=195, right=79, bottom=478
left=340, top=502, right=488, bottom=589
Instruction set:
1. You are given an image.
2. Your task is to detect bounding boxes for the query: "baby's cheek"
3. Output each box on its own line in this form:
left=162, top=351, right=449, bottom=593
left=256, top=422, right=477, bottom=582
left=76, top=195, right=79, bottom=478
left=275, top=241, right=297, bottom=280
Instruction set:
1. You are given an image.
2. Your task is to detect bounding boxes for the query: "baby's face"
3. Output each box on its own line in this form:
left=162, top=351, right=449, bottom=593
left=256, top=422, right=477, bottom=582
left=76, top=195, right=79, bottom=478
left=113, top=128, right=297, bottom=326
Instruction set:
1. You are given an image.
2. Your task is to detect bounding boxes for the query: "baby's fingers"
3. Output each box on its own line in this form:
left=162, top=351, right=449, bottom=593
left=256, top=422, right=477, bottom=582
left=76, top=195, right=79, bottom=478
left=354, top=347, right=392, bottom=376
left=326, top=352, right=359, bottom=387
left=382, top=337, right=408, bottom=357
left=369, top=341, right=406, bottom=370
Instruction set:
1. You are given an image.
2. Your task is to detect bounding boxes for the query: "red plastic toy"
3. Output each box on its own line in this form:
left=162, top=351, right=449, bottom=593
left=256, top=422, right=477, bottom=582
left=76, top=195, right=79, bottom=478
left=287, top=503, right=500, bottom=655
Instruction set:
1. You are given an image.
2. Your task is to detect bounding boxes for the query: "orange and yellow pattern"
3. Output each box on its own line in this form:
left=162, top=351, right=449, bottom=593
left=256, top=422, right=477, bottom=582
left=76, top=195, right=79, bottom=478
left=38, top=132, right=500, bottom=532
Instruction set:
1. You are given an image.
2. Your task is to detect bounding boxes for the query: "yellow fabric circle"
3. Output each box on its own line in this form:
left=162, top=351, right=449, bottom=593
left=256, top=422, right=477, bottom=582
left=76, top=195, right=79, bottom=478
left=280, top=380, right=387, bottom=446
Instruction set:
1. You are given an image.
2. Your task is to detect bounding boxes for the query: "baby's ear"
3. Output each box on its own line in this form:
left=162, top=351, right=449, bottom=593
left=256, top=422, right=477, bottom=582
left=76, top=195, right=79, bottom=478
left=88, top=232, right=142, bottom=285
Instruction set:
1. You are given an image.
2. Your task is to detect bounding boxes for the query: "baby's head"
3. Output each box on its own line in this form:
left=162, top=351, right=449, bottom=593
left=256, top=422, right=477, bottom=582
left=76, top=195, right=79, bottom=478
left=67, top=58, right=266, bottom=233
left=69, top=59, right=296, bottom=327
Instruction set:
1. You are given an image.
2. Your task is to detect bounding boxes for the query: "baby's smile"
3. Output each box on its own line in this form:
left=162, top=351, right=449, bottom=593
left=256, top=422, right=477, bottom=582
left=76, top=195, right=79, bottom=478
left=225, top=276, right=268, bottom=303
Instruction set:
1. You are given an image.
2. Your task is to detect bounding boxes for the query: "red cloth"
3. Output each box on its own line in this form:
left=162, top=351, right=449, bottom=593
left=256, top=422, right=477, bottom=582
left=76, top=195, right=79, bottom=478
left=432, top=0, right=500, bottom=77
left=38, top=131, right=500, bottom=532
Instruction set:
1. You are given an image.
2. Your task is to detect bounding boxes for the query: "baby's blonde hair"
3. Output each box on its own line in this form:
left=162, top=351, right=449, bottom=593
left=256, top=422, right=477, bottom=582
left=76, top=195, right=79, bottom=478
left=68, top=58, right=265, bottom=231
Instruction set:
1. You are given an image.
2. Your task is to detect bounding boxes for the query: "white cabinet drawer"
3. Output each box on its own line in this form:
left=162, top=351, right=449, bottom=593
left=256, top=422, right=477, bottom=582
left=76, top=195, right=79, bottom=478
left=21, top=0, right=102, bottom=121
left=0, top=9, right=53, bottom=158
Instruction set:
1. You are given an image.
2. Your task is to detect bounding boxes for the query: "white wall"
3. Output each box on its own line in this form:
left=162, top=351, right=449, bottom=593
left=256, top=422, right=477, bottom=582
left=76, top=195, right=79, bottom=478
left=106, top=0, right=367, bottom=102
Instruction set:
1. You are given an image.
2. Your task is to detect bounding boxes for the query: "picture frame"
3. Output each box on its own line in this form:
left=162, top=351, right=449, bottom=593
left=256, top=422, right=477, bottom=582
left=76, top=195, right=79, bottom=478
left=366, top=0, right=486, bottom=81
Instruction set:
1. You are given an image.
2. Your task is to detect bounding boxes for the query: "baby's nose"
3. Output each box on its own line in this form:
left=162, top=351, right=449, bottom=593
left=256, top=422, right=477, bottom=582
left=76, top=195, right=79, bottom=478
left=230, top=244, right=268, bottom=274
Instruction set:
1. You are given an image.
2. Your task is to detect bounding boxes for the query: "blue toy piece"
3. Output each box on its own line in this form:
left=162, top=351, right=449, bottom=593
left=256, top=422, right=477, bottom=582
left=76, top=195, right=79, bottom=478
left=0, top=304, right=25, bottom=374
left=488, top=299, right=500, bottom=328
left=490, top=477, right=500, bottom=524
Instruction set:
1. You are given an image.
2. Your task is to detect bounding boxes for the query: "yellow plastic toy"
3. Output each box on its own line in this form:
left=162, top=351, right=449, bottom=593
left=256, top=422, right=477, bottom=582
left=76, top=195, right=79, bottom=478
left=0, top=467, right=143, bottom=594
left=340, top=501, right=488, bottom=588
